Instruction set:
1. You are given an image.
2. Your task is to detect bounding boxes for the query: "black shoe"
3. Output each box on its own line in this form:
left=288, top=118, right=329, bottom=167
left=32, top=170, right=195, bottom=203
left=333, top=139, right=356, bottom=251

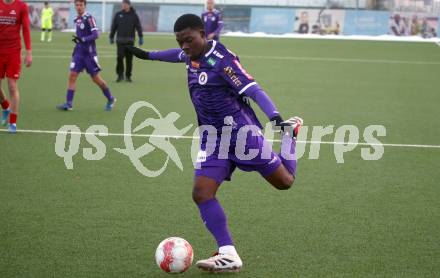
left=125, top=77, right=132, bottom=82
left=116, top=76, right=124, bottom=82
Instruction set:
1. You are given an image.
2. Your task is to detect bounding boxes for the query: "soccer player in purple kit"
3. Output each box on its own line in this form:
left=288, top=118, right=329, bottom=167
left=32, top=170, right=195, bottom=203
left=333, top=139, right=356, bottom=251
left=57, top=0, right=116, bottom=111
left=127, top=14, right=303, bottom=273
left=201, top=0, right=223, bottom=40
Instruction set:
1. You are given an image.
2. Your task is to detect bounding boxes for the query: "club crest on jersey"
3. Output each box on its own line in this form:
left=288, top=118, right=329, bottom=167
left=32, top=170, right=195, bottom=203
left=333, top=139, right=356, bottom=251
left=198, top=72, right=208, bottom=85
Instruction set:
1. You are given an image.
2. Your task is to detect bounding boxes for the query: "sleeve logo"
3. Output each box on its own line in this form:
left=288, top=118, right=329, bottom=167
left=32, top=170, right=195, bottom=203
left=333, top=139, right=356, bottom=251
left=223, top=66, right=242, bottom=87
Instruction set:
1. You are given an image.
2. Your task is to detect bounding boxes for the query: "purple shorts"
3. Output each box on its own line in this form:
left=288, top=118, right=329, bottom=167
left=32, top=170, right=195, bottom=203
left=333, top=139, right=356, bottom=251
left=70, top=53, right=101, bottom=76
left=194, top=132, right=282, bottom=185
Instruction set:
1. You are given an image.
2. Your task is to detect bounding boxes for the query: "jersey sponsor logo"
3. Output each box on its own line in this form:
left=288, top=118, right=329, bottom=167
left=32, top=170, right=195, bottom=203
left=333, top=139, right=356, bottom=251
left=198, top=72, right=208, bottom=85
left=9, top=10, right=16, bottom=15
left=223, top=66, right=242, bottom=87
left=80, top=23, right=85, bottom=29
left=0, top=15, right=17, bottom=25
left=213, top=50, right=224, bottom=59
left=207, top=57, right=216, bottom=66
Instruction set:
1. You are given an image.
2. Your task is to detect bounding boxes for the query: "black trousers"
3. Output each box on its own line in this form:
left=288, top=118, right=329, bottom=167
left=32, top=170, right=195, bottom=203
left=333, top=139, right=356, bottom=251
left=116, top=42, right=134, bottom=78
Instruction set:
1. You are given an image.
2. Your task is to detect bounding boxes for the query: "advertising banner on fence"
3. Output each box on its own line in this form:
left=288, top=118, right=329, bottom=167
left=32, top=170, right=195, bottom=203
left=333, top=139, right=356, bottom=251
left=220, top=6, right=252, bottom=33
left=157, top=5, right=204, bottom=32
left=249, top=7, right=295, bottom=34
left=388, top=12, right=438, bottom=38
left=293, top=9, right=345, bottom=35
left=344, top=10, right=390, bottom=36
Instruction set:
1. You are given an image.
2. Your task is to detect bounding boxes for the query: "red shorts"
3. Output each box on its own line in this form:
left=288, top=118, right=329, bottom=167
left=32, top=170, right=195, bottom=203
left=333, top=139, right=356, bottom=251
left=0, top=51, right=21, bottom=80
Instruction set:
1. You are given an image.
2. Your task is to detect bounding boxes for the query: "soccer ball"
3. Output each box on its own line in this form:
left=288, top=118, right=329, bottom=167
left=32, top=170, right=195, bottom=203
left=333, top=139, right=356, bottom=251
left=155, top=237, right=194, bottom=273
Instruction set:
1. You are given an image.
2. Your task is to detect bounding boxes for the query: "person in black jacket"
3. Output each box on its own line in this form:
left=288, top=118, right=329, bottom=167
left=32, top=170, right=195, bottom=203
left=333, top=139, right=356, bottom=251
left=109, top=0, right=143, bottom=82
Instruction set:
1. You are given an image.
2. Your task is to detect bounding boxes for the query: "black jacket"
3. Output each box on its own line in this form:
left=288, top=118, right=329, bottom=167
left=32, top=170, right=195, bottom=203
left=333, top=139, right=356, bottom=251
left=110, top=8, right=143, bottom=43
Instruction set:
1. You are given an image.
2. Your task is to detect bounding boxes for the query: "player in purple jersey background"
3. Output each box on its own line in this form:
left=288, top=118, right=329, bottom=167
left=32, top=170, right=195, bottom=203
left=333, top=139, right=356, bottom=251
left=201, top=0, right=223, bottom=40
left=57, top=0, right=116, bottom=111
left=126, top=14, right=303, bottom=273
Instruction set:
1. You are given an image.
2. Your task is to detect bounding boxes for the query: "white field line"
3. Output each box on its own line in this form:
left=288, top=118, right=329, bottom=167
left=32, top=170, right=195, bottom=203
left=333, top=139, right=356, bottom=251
left=1, top=128, right=440, bottom=149
left=30, top=49, right=440, bottom=65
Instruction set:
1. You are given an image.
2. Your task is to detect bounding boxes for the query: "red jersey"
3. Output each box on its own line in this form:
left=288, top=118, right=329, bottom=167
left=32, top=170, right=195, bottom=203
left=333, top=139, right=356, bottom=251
left=0, top=0, right=31, bottom=54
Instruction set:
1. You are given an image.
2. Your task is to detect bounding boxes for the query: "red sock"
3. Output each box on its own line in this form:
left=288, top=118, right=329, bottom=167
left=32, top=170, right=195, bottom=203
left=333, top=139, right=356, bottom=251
left=9, top=113, right=17, bottom=124
left=1, top=99, right=9, bottom=110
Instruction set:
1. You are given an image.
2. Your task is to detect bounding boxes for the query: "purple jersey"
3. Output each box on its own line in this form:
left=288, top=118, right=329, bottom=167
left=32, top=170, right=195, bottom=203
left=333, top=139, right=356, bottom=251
left=73, top=12, right=98, bottom=55
left=201, top=9, right=223, bottom=39
left=175, top=41, right=263, bottom=132
left=147, top=41, right=291, bottom=182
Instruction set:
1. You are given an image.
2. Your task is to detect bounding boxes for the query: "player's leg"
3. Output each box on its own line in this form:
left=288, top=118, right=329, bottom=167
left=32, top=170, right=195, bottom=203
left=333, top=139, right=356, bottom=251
left=0, top=82, right=11, bottom=126
left=46, top=20, right=53, bottom=42
left=47, top=28, right=52, bottom=42
left=6, top=78, right=19, bottom=133
left=41, top=28, right=46, bottom=41
left=193, top=163, right=243, bottom=272
left=57, top=71, right=78, bottom=110
left=116, top=43, right=124, bottom=82
left=263, top=162, right=295, bottom=190
left=262, top=117, right=303, bottom=189
left=90, top=73, right=116, bottom=111
left=125, top=43, right=133, bottom=82
left=263, top=133, right=298, bottom=190
left=3, top=51, right=22, bottom=133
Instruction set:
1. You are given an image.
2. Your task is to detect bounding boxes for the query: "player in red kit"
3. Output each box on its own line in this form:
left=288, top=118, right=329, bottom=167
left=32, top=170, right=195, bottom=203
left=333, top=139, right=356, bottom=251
left=0, top=0, right=32, bottom=133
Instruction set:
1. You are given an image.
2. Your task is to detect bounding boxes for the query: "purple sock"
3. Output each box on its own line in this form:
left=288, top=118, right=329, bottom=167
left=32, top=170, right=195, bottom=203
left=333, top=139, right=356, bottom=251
left=102, top=87, right=113, bottom=101
left=66, top=89, right=74, bottom=106
left=197, top=198, right=233, bottom=248
left=279, top=134, right=297, bottom=176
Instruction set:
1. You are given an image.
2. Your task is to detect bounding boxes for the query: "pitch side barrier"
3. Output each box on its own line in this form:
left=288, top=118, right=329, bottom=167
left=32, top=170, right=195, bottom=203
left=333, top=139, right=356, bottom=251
left=26, top=0, right=440, bottom=41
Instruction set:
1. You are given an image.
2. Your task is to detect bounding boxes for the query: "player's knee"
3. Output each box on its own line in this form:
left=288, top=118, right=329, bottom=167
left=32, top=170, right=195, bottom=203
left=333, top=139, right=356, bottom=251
left=69, top=73, right=78, bottom=83
left=7, top=83, right=18, bottom=95
left=274, top=174, right=295, bottom=190
left=192, top=187, right=206, bottom=204
left=192, top=186, right=214, bottom=204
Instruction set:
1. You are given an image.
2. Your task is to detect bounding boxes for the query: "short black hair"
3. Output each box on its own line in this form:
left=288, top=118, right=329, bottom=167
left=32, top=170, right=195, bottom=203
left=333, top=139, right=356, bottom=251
left=173, top=14, right=204, bottom=33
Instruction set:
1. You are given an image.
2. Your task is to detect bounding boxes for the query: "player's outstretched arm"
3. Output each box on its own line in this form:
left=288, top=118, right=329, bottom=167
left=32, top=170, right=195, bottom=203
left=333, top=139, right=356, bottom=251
left=219, top=57, right=302, bottom=137
left=126, top=45, right=186, bottom=63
